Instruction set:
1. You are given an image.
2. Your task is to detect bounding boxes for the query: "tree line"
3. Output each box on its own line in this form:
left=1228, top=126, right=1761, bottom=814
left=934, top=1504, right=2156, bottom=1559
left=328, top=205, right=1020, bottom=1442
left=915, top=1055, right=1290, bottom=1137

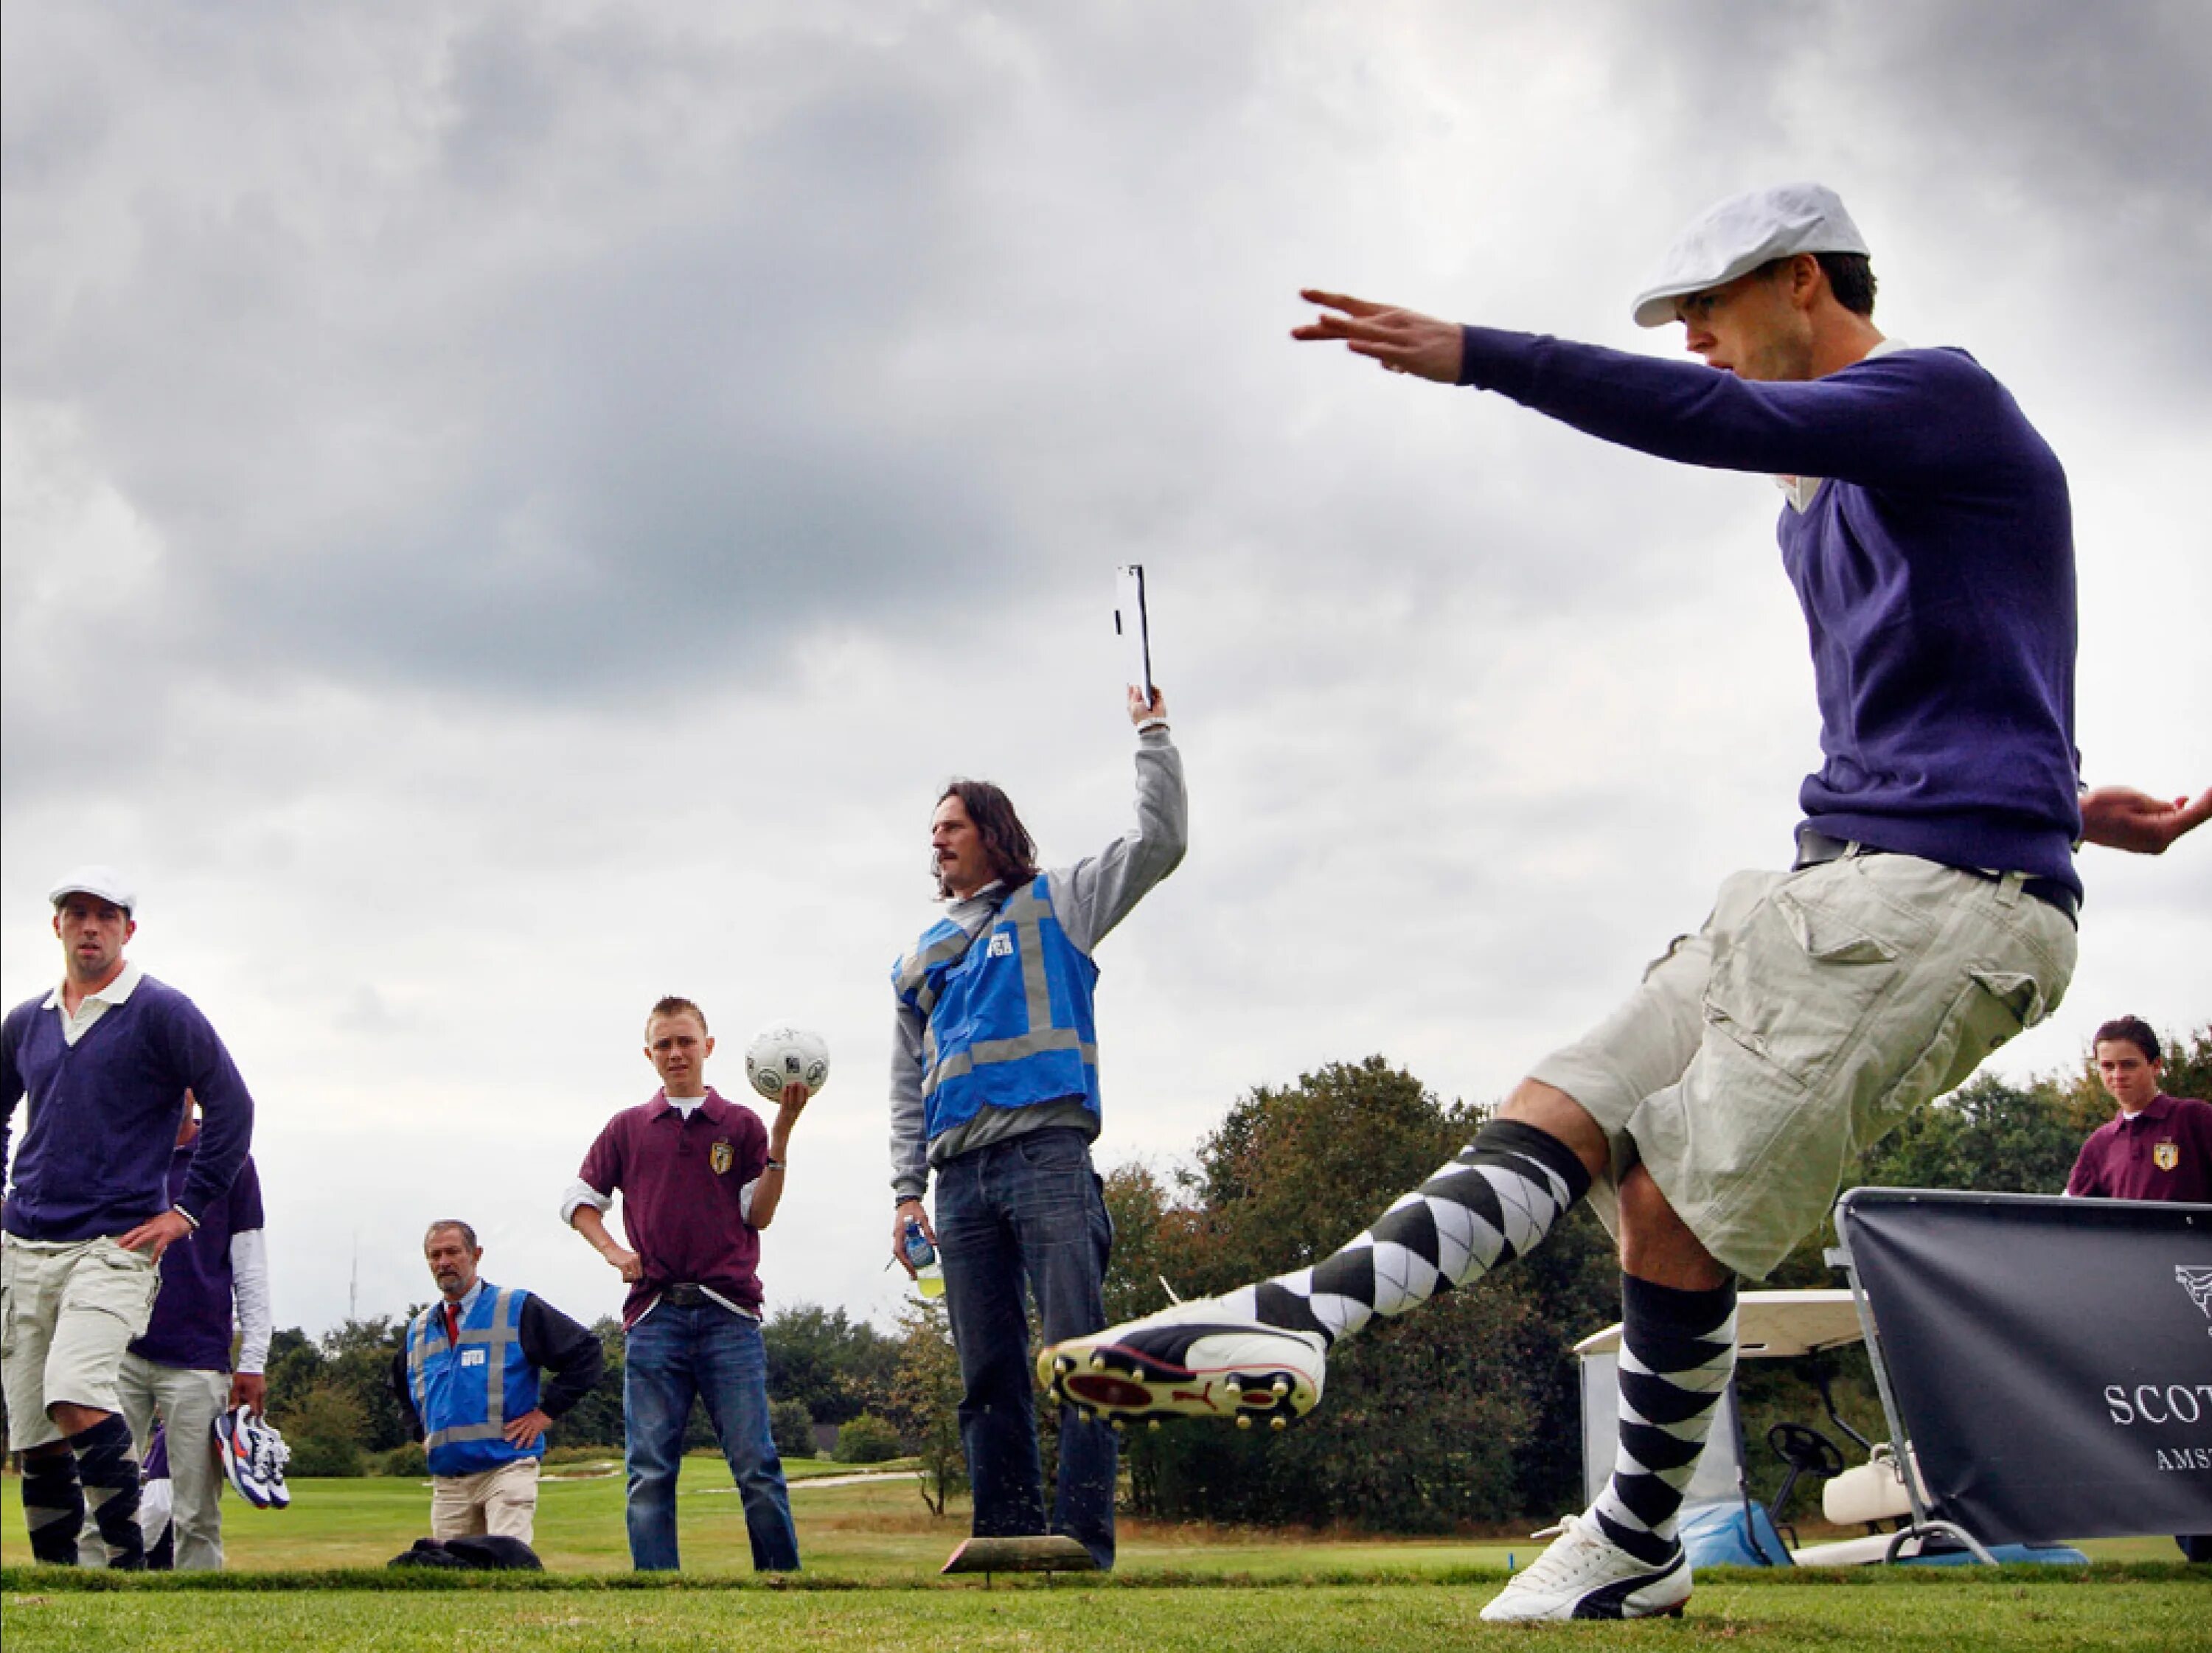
left=159, top=1027, right=2212, bottom=1528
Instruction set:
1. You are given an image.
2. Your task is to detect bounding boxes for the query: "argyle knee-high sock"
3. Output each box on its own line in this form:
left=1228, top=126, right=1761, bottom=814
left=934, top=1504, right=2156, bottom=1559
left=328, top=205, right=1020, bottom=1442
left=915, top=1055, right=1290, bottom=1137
left=71, top=1416, right=147, bottom=1570
left=21, top=1450, right=85, bottom=1565
left=1216, top=1119, right=1592, bottom=1344
left=1591, top=1274, right=1739, bottom=1567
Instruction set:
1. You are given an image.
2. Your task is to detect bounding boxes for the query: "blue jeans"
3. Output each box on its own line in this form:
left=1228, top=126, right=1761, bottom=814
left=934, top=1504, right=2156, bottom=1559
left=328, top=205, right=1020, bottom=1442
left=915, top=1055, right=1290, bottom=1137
left=935, top=1127, right=1116, bottom=1568
left=622, top=1301, right=799, bottom=1572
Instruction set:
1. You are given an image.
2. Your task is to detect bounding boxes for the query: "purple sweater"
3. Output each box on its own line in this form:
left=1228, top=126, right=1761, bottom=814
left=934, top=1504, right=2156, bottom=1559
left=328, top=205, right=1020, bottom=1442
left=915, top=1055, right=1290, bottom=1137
left=1, top=975, right=255, bottom=1242
left=131, top=1142, right=264, bottom=1371
left=1456, top=329, right=2080, bottom=897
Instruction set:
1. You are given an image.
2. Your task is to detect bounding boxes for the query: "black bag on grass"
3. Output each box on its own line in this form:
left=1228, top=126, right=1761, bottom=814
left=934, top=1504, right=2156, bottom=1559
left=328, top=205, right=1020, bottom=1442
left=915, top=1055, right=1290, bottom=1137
left=388, top=1535, right=543, bottom=1570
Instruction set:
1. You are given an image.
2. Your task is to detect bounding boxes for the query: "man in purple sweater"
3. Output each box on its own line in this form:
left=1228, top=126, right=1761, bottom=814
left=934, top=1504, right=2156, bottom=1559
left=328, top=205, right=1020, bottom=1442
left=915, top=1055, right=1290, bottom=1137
left=85, top=1097, right=271, bottom=1570
left=1042, top=184, right=2209, bottom=1620
left=2, top=866, right=255, bottom=1569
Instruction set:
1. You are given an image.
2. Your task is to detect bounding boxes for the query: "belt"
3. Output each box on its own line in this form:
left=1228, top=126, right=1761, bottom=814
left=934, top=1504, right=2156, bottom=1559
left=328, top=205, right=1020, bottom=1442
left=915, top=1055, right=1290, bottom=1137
left=660, top=1283, right=709, bottom=1307
left=1793, top=830, right=2078, bottom=928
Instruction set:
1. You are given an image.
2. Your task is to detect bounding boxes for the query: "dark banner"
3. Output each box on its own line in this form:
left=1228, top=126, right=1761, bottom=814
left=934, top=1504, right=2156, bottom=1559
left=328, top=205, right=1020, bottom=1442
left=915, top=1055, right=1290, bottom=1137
left=1838, top=1187, right=2212, bottom=1543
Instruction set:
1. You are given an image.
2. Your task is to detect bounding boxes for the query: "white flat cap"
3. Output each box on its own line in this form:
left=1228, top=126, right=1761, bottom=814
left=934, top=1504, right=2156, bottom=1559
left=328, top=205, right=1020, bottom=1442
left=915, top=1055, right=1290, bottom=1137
left=49, top=864, right=137, bottom=914
left=1632, top=182, right=1868, bottom=328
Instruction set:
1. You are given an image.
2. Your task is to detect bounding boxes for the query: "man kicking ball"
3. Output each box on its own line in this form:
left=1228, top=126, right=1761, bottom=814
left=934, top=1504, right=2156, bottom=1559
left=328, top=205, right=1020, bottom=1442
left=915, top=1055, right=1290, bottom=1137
left=1041, top=182, right=2210, bottom=1621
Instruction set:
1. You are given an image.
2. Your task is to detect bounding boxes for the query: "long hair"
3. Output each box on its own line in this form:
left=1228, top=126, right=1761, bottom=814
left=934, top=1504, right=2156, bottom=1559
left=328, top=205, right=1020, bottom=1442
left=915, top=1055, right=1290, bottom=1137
left=936, top=779, right=1040, bottom=900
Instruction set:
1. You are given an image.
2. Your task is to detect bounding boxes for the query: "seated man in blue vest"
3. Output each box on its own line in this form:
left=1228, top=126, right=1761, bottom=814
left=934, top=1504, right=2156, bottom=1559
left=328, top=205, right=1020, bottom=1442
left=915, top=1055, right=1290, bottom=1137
left=888, top=682, right=1186, bottom=1570
left=390, top=1220, right=604, bottom=1547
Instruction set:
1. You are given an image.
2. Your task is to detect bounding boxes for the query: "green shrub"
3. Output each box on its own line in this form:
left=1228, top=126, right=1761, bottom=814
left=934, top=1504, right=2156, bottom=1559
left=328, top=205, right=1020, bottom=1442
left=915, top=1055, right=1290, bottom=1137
left=770, top=1399, right=816, bottom=1459
left=542, top=1444, right=622, bottom=1466
left=832, top=1413, right=901, bottom=1464
left=372, top=1441, right=428, bottom=1478
left=288, top=1436, right=365, bottom=1478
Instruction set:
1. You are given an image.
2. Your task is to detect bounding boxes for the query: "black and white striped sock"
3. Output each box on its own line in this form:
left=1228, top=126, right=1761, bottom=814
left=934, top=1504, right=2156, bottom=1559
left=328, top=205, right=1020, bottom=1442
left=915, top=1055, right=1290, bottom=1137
left=1217, top=1119, right=1592, bottom=1343
left=20, top=1450, right=84, bottom=1565
left=1591, top=1273, right=1739, bottom=1567
left=71, top=1416, right=146, bottom=1570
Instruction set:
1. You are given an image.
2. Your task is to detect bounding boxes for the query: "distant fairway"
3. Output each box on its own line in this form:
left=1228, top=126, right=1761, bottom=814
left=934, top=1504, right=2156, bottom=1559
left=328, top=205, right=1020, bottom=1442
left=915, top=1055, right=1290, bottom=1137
left=3, top=1461, right=2202, bottom=1651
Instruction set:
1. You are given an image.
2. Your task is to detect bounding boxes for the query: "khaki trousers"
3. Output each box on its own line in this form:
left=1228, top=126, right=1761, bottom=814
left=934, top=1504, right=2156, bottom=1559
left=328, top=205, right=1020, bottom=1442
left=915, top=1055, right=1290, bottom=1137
left=430, top=1456, right=540, bottom=1544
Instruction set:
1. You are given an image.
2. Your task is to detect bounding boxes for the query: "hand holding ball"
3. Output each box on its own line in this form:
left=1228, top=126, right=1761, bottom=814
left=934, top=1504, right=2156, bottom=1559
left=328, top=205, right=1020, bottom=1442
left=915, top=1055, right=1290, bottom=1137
left=744, top=1023, right=830, bottom=1102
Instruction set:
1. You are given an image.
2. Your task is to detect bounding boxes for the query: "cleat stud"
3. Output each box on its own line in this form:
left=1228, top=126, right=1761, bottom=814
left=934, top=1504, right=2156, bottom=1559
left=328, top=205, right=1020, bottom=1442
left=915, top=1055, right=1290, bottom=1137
left=1089, top=1354, right=1106, bottom=1370
left=1270, top=1415, right=1287, bottom=1432
left=1148, top=1420, right=1161, bottom=1432
left=1236, top=1413, right=1253, bottom=1431
left=1272, top=1378, right=1290, bottom=1396
left=1055, top=1356, right=1074, bottom=1375
left=1110, top=1418, right=1124, bottom=1433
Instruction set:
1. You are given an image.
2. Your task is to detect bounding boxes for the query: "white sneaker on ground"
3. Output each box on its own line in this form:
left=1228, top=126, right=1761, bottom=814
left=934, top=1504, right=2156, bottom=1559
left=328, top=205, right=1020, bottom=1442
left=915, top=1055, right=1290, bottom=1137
left=1481, top=1511, right=1691, bottom=1621
left=1037, top=1299, right=1326, bottom=1428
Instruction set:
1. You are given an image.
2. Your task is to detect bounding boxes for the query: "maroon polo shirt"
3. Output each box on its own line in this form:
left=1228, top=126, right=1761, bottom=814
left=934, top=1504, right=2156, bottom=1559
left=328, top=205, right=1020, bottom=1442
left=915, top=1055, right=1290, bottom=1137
left=576, top=1087, right=770, bottom=1329
left=2065, top=1093, right=2212, bottom=1204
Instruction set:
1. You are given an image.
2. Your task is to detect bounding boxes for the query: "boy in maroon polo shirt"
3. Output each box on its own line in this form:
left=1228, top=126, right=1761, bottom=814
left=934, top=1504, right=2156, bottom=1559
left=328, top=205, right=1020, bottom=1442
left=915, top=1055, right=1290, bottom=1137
left=2066, top=1016, right=2212, bottom=1205
left=561, top=995, right=810, bottom=1572
left=2064, top=1014, right=2212, bottom=1562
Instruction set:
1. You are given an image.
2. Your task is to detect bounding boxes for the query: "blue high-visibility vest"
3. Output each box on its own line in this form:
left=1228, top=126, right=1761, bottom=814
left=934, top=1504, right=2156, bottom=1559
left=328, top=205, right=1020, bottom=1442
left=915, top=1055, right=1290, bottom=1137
left=405, top=1284, right=543, bottom=1477
left=894, top=874, right=1102, bottom=1141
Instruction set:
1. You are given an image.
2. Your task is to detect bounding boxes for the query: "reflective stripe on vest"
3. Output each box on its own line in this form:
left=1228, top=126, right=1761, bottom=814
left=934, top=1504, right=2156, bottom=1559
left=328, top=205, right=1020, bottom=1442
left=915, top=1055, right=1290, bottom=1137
left=405, top=1286, right=538, bottom=1471
left=893, top=874, right=1102, bottom=1137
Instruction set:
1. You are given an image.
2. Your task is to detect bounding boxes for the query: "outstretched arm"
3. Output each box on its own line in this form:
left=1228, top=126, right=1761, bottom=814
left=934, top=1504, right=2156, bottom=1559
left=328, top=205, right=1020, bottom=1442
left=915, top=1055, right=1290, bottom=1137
left=2080, top=786, right=2212, bottom=855
left=1054, top=685, right=1188, bottom=953
left=744, top=1083, right=808, bottom=1231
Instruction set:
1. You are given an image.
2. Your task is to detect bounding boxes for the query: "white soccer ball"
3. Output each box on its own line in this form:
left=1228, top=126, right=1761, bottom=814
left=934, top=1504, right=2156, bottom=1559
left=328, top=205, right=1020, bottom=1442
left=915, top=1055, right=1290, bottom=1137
left=744, top=1023, right=830, bottom=1102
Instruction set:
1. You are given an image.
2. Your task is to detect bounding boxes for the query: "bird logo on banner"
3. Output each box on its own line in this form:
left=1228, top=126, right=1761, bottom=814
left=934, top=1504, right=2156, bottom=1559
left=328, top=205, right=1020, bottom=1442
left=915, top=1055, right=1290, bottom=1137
left=2178, top=1265, right=2212, bottom=1322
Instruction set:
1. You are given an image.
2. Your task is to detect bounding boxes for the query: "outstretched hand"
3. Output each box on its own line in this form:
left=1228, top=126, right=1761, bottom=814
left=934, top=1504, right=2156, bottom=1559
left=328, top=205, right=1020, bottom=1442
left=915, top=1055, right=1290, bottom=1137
left=1291, top=289, right=1463, bottom=383
left=2080, top=786, right=2212, bottom=855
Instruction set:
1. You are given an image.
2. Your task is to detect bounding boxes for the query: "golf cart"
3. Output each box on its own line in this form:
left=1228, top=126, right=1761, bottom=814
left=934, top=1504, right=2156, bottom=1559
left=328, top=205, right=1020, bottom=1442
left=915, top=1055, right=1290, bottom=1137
left=1573, top=1188, right=2212, bottom=1567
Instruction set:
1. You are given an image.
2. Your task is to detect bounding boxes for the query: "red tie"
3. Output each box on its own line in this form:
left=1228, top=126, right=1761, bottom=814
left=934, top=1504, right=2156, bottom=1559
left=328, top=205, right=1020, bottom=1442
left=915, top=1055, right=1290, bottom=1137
left=444, top=1304, right=461, bottom=1348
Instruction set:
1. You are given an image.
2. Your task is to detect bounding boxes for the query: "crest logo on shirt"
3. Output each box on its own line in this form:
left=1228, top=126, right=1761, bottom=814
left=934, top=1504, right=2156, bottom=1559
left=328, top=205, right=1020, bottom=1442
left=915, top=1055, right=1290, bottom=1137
left=460, top=1348, right=487, bottom=1368
left=711, top=1139, right=734, bottom=1175
left=2154, top=1140, right=2180, bottom=1172
left=988, top=933, right=1014, bottom=958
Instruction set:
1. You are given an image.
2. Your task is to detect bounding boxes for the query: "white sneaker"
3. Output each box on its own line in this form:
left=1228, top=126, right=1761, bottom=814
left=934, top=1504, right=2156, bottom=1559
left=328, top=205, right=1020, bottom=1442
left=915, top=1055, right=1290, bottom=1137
left=1481, top=1512, right=1691, bottom=1621
left=214, top=1408, right=293, bottom=1510
left=1037, top=1299, right=1326, bottom=1428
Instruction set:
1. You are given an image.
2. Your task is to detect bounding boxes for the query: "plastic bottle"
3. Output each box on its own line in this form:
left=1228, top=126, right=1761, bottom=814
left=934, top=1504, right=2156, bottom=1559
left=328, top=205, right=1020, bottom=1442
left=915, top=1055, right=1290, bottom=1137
left=903, top=1217, right=945, bottom=1300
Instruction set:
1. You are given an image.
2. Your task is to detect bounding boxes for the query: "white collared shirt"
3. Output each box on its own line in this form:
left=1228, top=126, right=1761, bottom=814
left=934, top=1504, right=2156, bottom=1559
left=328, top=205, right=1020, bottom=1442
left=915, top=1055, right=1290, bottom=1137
left=1778, top=336, right=1909, bottom=513
left=44, top=960, right=144, bottom=1048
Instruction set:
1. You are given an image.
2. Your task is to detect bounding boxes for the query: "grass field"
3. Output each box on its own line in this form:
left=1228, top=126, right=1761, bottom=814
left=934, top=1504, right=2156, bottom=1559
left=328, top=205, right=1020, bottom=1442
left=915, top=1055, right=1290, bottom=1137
left=2, top=1461, right=2203, bottom=1650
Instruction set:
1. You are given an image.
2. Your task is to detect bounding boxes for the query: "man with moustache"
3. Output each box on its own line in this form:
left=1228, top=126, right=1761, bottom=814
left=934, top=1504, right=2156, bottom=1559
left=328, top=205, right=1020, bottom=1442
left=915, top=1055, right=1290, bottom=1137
left=391, top=1220, right=602, bottom=1547
left=889, top=683, right=1185, bottom=1571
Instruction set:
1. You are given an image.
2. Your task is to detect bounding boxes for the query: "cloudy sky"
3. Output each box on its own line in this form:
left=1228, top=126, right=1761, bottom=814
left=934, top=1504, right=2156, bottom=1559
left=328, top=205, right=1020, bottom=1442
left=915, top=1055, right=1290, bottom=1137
left=6, top=0, right=2207, bottom=1340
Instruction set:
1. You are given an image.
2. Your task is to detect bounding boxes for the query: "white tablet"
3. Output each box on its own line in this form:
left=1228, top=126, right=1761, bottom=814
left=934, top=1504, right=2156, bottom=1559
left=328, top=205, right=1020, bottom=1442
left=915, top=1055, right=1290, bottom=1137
left=1114, top=564, right=1152, bottom=702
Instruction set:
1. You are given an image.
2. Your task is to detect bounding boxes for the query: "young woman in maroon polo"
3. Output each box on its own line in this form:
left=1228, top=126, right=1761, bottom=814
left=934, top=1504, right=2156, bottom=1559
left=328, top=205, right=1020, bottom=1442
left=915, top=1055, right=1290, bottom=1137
left=573, top=1090, right=771, bottom=1329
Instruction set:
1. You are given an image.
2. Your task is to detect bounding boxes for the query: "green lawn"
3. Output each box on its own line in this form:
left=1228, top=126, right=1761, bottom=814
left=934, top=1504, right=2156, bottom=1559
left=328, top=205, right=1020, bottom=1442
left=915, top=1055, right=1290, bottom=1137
left=3, top=1572, right=2208, bottom=1652
left=2, top=1464, right=2202, bottom=1651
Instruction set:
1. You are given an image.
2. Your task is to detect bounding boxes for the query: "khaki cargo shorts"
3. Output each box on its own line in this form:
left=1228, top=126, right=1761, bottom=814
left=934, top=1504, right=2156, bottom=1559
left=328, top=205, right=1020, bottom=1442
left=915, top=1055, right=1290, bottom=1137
left=1, top=1233, right=162, bottom=1450
left=1528, top=852, right=2077, bottom=1279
